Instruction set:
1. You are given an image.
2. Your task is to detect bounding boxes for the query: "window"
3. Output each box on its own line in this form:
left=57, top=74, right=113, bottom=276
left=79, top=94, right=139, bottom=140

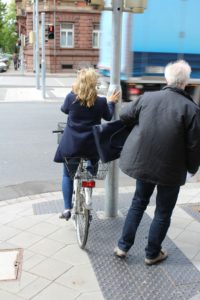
left=62, top=64, right=73, bottom=69
left=92, top=24, right=100, bottom=49
left=60, top=23, right=74, bottom=48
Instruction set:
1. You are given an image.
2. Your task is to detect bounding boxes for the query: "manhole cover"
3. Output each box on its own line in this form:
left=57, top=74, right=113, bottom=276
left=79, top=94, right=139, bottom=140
left=0, top=248, right=23, bottom=281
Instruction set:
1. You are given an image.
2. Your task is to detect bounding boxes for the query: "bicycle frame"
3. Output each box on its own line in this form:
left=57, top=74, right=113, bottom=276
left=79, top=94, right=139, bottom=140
left=73, top=176, right=95, bottom=213
left=71, top=161, right=96, bottom=249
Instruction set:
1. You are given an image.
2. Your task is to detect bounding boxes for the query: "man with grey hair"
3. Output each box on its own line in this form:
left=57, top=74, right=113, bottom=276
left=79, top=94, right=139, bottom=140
left=114, top=60, right=200, bottom=265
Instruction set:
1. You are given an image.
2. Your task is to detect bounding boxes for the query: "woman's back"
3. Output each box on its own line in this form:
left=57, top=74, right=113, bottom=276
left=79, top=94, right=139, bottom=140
left=54, top=68, right=120, bottom=162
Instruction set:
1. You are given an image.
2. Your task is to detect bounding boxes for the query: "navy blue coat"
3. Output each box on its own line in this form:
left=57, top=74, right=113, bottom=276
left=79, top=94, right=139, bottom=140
left=54, top=92, right=115, bottom=162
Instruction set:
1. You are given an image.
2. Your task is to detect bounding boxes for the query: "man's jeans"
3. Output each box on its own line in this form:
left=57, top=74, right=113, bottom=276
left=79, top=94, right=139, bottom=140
left=118, top=179, right=180, bottom=259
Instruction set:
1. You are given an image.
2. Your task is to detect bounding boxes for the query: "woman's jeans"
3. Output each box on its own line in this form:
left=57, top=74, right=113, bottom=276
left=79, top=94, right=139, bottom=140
left=62, top=158, right=98, bottom=210
left=118, top=179, right=180, bottom=259
left=62, top=159, right=79, bottom=210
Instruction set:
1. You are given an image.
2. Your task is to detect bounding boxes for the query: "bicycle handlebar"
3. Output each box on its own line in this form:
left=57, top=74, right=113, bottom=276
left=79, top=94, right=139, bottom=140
left=52, top=130, right=64, bottom=133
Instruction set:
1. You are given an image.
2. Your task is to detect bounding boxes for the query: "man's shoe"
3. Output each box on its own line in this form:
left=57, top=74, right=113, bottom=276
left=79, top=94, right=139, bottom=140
left=59, top=210, right=71, bottom=221
left=114, top=247, right=127, bottom=258
left=145, top=249, right=168, bottom=265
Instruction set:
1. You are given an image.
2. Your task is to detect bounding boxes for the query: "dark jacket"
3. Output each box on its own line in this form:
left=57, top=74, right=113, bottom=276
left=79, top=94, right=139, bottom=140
left=119, top=86, right=200, bottom=186
left=54, top=91, right=115, bottom=162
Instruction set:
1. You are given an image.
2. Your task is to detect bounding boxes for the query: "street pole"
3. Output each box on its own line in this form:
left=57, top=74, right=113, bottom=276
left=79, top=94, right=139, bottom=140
left=35, top=0, right=40, bottom=89
left=41, top=13, right=46, bottom=98
left=33, top=0, right=36, bottom=72
left=105, top=0, right=123, bottom=217
left=20, top=34, right=24, bottom=74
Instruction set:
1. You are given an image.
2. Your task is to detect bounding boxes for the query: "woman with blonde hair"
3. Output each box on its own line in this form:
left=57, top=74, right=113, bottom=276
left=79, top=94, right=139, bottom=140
left=54, top=68, right=120, bottom=220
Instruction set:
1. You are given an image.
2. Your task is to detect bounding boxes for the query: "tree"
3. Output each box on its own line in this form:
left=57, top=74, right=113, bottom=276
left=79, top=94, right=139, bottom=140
left=0, top=0, right=17, bottom=54
left=0, top=0, right=6, bottom=51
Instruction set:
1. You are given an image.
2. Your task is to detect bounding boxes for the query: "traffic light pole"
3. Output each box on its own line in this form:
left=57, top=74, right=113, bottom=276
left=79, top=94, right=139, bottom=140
left=35, top=0, right=40, bottom=89
left=41, top=13, right=46, bottom=98
left=33, top=0, right=36, bottom=72
left=105, top=0, right=123, bottom=218
left=20, top=34, right=24, bottom=74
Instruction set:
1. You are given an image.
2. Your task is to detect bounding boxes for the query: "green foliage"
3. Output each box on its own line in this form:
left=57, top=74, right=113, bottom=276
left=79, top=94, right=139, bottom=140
left=0, top=0, right=6, bottom=37
left=0, top=0, right=17, bottom=54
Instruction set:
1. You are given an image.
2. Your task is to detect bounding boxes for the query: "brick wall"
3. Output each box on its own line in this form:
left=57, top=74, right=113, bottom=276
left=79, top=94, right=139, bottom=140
left=16, top=0, right=101, bottom=73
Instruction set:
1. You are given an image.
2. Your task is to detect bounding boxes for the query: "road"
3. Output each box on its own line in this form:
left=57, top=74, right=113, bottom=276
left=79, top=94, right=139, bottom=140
left=0, top=102, right=66, bottom=200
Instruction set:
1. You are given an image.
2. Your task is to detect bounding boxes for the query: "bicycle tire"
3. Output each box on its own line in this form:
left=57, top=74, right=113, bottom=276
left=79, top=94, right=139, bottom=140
left=76, top=194, right=90, bottom=249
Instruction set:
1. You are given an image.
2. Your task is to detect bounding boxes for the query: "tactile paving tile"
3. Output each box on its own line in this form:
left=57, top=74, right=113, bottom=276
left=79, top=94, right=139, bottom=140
left=86, top=198, right=200, bottom=300
left=32, top=199, right=63, bottom=214
left=181, top=204, right=200, bottom=223
left=32, top=193, right=200, bottom=300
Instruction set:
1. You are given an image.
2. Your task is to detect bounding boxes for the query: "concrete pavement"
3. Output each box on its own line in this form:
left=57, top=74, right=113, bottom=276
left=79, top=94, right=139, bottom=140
left=0, top=184, right=199, bottom=300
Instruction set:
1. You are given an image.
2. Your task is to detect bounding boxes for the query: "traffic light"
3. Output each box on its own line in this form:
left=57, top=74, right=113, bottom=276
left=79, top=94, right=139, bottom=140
left=48, top=24, right=54, bottom=39
left=85, top=0, right=104, bottom=9
left=124, top=0, right=147, bottom=12
left=29, top=31, right=35, bottom=44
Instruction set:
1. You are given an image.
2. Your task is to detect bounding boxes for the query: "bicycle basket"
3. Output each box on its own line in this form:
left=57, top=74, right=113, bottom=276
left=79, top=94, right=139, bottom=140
left=64, top=158, right=109, bottom=180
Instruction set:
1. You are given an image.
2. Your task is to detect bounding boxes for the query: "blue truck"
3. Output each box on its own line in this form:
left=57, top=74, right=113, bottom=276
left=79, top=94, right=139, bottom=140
left=98, top=0, right=200, bottom=103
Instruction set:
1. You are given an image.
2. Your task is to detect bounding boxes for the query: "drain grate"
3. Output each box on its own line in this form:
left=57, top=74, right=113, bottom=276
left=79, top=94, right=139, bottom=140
left=0, top=248, right=23, bottom=281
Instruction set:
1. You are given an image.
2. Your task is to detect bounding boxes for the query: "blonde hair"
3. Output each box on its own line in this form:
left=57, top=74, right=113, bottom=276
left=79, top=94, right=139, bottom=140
left=164, top=60, right=191, bottom=88
left=73, top=68, right=98, bottom=107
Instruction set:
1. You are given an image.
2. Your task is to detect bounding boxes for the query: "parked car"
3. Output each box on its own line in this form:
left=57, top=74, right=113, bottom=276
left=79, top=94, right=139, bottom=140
left=0, top=61, right=7, bottom=72
left=0, top=55, right=10, bottom=67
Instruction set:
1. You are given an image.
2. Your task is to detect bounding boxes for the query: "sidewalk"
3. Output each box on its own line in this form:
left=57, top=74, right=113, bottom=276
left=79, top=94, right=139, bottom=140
left=0, top=65, right=76, bottom=102
left=0, top=184, right=199, bottom=300
left=0, top=66, right=108, bottom=102
left=0, top=86, right=71, bottom=102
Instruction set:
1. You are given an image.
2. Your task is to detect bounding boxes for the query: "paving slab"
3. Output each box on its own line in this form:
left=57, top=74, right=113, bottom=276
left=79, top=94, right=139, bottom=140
left=0, top=185, right=199, bottom=299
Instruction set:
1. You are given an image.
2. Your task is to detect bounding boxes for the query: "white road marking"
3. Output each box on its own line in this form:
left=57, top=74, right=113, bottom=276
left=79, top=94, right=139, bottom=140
left=54, top=78, right=65, bottom=87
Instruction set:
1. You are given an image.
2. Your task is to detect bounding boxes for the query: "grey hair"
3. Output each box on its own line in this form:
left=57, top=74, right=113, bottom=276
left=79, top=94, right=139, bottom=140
left=164, top=60, right=191, bottom=88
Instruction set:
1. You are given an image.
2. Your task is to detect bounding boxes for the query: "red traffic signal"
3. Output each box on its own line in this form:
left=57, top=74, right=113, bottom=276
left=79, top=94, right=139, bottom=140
left=48, top=25, right=54, bottom=39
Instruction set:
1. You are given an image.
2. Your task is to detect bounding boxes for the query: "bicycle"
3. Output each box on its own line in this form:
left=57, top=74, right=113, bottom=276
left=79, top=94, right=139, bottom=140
left=53, top=125, right=109, bottom=249
left=64, top=157, right=108, bottom=249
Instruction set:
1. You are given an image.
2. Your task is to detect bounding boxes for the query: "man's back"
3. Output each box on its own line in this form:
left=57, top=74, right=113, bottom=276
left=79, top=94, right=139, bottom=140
left=119, top=86, right=200, bottom=186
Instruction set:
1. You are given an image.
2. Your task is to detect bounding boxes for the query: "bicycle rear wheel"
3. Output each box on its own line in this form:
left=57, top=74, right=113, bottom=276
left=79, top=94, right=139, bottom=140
left=75, top=194, right=90, bottom=249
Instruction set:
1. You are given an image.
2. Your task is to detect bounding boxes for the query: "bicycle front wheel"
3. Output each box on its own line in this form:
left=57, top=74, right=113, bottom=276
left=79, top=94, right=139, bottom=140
left=76, top=194, right=90, bottom=249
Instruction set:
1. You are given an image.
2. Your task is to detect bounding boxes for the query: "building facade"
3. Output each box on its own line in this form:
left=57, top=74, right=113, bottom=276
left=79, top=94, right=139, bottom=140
left=16, top=0, right=101, bottom=73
